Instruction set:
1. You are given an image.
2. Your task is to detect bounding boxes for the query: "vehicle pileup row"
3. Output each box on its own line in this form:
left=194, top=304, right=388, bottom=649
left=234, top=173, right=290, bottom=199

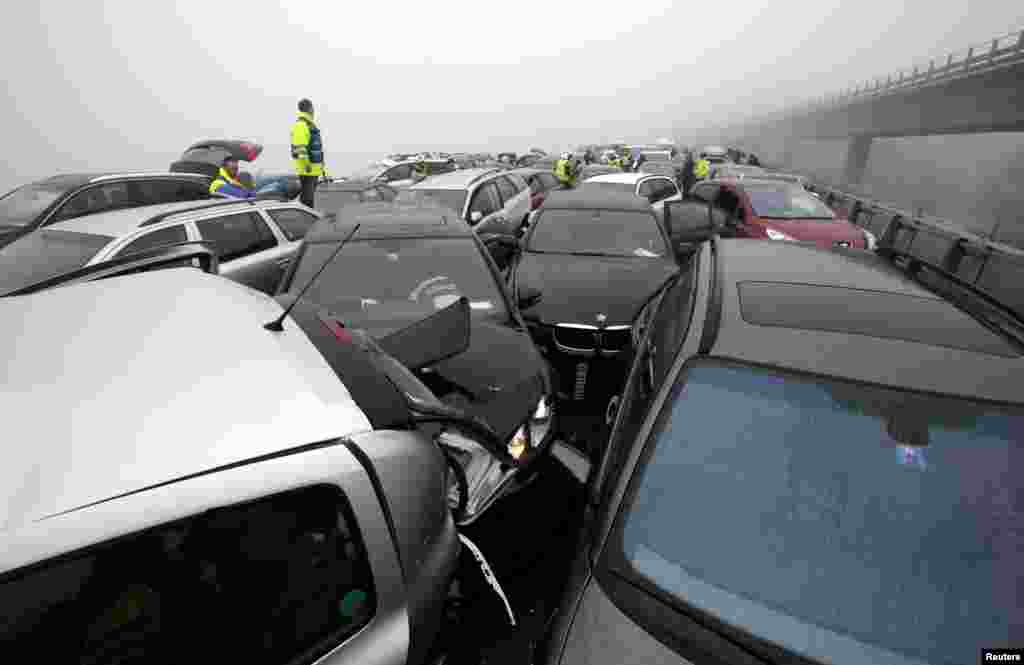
left=1, top=136, right=1021, bottom=665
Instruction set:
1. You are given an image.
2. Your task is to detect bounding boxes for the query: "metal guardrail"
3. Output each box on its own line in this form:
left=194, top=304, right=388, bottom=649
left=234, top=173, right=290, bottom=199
left=800, top=28, right=1024, bottom=113
left=802, top=180, right=1024, bottom=320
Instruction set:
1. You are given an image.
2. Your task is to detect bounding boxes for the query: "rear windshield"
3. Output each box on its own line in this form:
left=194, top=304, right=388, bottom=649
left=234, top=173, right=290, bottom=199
left=746, top=183, right=835, bottom=219
left=397, top=189, right=467, bottom=215
left=615, top=359, right=1024, bottom=665
left=0, top=229, right=113, bottom=294
left=528, top=209, right=665, bottom=258
left=0, top=183, right=67, bottom=227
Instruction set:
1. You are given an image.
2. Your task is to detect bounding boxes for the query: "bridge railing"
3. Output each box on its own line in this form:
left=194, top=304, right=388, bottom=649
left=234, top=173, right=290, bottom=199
left=802, top=180, right=1024, bottom=320
left=798, top=28, right=1024, bottom=113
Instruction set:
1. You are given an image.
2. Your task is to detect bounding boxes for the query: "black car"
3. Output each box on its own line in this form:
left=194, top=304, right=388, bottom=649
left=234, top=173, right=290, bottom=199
left=0, top=172, right=211, bottom=248
left=539, top=235, right=1024, bottom=665
left=508, top=190, right=679, bottom=420
left=276, top=203, right=557, bottom=467
left=314, top=180, right=398, bottom=215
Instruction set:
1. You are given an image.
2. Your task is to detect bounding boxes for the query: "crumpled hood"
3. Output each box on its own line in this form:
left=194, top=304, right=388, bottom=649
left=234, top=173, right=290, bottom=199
left=517, top=252, right=679, bottom=327
left=759, top=218, right=866, bottom=248
left=363, top=318, right=546, bottom=442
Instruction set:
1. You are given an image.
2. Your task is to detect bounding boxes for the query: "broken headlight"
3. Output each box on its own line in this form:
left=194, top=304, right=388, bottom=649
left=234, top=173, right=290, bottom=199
left=508, top=396, right=555, bottom=460
left=439, top=430, right=518, bottom=524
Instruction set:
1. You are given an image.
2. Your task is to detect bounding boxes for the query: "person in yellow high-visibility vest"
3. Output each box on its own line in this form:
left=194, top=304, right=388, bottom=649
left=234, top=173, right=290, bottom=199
left=695, top=157, right=711, bottom=180
left=291, top=98, right=326, bottom=208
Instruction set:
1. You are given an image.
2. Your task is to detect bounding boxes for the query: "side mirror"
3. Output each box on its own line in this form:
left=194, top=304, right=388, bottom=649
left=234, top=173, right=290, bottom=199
left=663, top=200, right=715, bottom=244
left=469, top=210, right=484, bottom=224
left=517, top=284, right=542, bottom=310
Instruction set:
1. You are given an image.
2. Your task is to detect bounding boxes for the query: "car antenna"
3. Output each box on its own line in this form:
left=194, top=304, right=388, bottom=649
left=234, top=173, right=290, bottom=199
left=263, top=223, right=362, bottom=332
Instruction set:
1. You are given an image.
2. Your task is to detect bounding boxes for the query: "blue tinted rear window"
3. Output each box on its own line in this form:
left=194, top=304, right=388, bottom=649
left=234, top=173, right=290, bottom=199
left=620, top=360, right=1024, bottom=665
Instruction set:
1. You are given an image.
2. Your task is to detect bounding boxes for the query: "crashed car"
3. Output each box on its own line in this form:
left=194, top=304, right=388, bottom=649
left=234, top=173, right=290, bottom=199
left=0, top=265, right=563, bottom=665
left=0, top=171, right=211, bottom=249
left=507, top=190, right=679, bottom=438
left=276, top=203, right=558, bottom=474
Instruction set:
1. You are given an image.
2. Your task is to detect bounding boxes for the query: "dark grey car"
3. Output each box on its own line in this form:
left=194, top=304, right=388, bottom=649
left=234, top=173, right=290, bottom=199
left=540, top=236, right=1024, bottom=665
left=0, top=172, right=212, bottom=248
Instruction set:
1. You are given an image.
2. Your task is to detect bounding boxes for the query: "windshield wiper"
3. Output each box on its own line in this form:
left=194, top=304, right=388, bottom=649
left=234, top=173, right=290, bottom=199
left=568, top=250, right=615, bottom=257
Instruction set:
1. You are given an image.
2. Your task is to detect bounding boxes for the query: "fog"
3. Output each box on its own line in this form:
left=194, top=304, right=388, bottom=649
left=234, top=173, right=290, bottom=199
left=3, top=0, right=1023, bottom=222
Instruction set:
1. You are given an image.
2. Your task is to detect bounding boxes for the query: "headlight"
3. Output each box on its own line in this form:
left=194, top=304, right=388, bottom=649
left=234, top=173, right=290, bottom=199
left=439, top=430, right=516, bottom=523
left=508, top=395, right=555, bottom=459
left=765, top=228, right=796, bottom=241
left=863, top=229, right=877, bottom=251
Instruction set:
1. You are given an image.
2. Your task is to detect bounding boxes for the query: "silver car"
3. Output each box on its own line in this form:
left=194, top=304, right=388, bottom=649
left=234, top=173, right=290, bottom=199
left=0, top=268, right=534, bottom=664
left=0, top=198, right=323, bottom=295
left=405, top=168, right=533, bottom=241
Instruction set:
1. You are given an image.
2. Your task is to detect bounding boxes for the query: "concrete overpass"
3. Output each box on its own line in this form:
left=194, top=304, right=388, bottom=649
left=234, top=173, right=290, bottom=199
left=701, top=29, right=1024, bottom=184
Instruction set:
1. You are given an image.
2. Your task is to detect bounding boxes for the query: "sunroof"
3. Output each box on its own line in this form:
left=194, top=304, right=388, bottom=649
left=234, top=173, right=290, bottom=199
left=737, top=281, right=1020, bottom=358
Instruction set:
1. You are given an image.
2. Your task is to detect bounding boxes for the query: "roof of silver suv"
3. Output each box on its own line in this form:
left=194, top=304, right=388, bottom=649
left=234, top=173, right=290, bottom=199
left=410, top=168, right=502, bottom=190
left=0, top=269, right=372, bottom=532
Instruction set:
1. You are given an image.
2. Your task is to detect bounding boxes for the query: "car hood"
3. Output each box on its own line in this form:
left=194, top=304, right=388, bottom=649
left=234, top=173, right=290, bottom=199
left=517, top=252, right=678, bottom=327
left=758, top=217, right=866, bottom=248
left=363, top=317, right=547, bottom=443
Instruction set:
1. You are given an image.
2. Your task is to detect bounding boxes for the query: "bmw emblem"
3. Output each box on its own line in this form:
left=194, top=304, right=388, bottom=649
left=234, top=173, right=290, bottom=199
left=596, top=313, right=607, bottom=323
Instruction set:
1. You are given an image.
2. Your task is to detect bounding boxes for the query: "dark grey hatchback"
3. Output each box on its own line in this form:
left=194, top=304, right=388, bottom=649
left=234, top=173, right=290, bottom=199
left=540, top=237, right=1024, bottom=665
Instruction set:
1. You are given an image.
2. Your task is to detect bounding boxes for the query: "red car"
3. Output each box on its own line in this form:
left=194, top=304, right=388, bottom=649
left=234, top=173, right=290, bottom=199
left=691, top=178, right=872, bottom=249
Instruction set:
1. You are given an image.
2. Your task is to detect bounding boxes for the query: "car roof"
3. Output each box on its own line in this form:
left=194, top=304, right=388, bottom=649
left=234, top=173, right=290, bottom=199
left=540, top=188, right=653, bottom=212
left=306, top=203, right=468, bottom=242
left=411, top=168, right=500, bottom=190
left=707, top=239, right=1024, bottom=403
left=44, top=199, right=241, bottom=236
left=320, top=181, right=383, bottom=192
left=26, top=172, right=208, bottom=191
left=584, top=172, right=666, bottom=185
left=0, top=269, right=373, bottom=532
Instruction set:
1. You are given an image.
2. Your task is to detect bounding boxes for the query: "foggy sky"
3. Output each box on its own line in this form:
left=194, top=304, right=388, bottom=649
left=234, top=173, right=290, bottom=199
left=3, top=1, right=1022, bottom=188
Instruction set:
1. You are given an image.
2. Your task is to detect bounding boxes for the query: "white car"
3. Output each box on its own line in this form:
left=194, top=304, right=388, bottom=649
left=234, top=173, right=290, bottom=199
left=578, top=172, right=684, bottom=221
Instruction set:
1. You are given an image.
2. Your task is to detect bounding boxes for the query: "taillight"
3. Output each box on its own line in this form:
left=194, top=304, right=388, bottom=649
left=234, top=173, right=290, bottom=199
left=319, top=315, right=353, bottom=343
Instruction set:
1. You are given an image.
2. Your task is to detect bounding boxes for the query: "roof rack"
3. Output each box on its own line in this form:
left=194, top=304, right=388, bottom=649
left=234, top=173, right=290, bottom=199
left=138, top=197, right=292, bottom=227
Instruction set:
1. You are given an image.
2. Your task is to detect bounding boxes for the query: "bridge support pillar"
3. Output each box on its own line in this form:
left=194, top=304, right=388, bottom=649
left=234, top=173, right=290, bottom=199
left=843, top=135, right=873, bottom=185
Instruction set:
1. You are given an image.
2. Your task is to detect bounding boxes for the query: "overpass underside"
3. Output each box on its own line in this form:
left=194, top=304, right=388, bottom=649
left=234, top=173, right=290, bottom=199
left=724, top=60, right=1024, bottom=184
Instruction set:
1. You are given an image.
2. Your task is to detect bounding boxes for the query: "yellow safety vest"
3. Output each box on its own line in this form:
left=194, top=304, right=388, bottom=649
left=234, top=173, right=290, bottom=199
left=290, top=112, right=324, bottom=177
left=695, top=159, right=710, bottom=179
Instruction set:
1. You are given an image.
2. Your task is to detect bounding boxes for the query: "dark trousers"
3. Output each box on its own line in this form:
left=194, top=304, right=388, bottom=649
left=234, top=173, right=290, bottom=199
left=299, top=175, right=318, bottom=208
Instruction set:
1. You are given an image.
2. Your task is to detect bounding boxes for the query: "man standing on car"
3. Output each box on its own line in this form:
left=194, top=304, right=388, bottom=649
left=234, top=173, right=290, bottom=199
left=291, top=98, right=325, bottom=208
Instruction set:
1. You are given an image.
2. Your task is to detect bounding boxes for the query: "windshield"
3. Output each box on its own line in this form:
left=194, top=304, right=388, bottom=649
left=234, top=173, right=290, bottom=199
left=746, top=183, right=835, bottom=219
left=397, top=189, right=467, bottom=215
left=615, top=360, right=1023, bottom=665
left=527, top=209, right=665, bottom=258
left=0, top=183, right=67, bottom=227
left=345, top=163, right=388, bottom=181
left=289, top=237, right=508, bottom=330
left=0, top=229, right=113, bottom=293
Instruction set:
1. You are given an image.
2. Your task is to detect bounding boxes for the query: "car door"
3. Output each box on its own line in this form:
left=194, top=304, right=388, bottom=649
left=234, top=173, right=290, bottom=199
left=494, top=175, right=530, bottom=233
left=0, top=447, right=409, bottom=665
left=192, top=211, right=285, bottom=294
left=264, top=206, right=321, bottom=276
left=465, top=181, right=507, bottom=241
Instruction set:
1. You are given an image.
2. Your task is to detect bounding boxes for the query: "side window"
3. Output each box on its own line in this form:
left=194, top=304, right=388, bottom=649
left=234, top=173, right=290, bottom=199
left=494, top=176, right=519, bottom=204
left=114, top=225, right=189, bottom=258
left=196, top=212, right=277, bottom=262
left=52, top=183, right=130, bottom=221
left=467, top=183, right=501, bottom=219
left=505, top=174, right=527, bottom=192
left=135, top=180, right=210, bottom=205
left=526, top=176, right=543, bottom=195
left=0, top=484, right=376, bottom=663
left=656, top=179, right=680, bottom=201
left=267, top=208, right=319, bottom=241
left=637, top=180, right=655, bottom=200
left=645, top=267, right=695, bottom=385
